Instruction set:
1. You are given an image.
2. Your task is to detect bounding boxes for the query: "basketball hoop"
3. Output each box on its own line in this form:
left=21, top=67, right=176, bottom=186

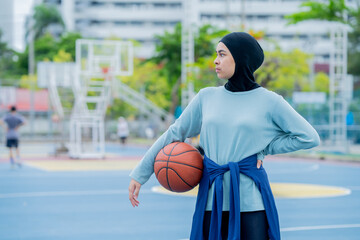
left=101, top=66, right=110, bottom=81
left=101, top=66, right=110, bottom=75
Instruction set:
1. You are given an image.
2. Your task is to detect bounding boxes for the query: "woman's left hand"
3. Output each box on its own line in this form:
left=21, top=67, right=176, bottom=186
left=257, top=159, right=263, bottom=169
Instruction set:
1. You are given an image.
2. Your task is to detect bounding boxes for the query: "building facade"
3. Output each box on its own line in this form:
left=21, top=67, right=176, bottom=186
left=0, top=0, right=14, bottom=49
left=36, top=0, right=355, bottom=61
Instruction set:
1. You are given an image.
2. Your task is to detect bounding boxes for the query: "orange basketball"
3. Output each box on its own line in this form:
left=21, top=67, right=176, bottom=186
left=154, top=142, right=203, bottom=192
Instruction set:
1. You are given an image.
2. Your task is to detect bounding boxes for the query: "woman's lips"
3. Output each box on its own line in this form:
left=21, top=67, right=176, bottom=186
left=215, top=68, right=220, bottom=72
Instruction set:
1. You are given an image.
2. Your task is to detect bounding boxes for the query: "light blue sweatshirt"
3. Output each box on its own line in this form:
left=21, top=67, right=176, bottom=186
left=130, top=86, right=320, bottom=211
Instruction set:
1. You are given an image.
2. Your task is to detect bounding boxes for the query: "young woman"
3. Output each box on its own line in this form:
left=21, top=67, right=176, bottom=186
left=128, top=32, right=320, bottom=240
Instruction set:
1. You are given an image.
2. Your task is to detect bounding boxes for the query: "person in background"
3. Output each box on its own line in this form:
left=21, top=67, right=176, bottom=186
left=0, top=106, right=25, bottom=169
left=117, top=116, right=129, bottom=146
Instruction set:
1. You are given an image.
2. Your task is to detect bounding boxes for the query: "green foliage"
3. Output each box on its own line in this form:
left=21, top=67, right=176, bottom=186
left=285, top=0, right=360, bottom=80
left=107, top=58, right=171, bottom=118
left=150, top=23, right=228, bottom=113
left=348, top=7, right=360, bottom=77
left=53, top=49, right=72, bottom=62
left=18, top=74, right=38, bottom=90
left=32, top=4, right=64, bottom=39
left=16, top=33, right=58, bottom=76
left=285, top=0, right=349, bottom=25
left=121, top=59, right=171, bottom=110
left=57, top=32, right=82, bottom=60
left=107, top=25, right=227, bottom=117
left=255, top=48, right=313, bottom=97
left=313, top=72, right=330, bottom=93
left=0, top=30, right=21, bottom=80
left=16, top=32, right=82, bottom=78
left=107, top=98, right=138, bottom=119
left=254, top=47, right=330, bottom=97
left=151, top=23, right=182, bottom=87
left=192, top=53, right=224, bottom=91
left=195, top=25, right=229, bottom=61
left=34, top=33, right=59, bottom=61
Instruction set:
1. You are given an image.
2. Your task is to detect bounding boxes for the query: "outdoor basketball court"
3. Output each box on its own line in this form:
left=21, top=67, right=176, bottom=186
left=0, top=142, right=359, bottom=240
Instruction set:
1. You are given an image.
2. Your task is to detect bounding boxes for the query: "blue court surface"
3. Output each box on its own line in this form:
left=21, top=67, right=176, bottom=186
left=0, top=143, right=360, bottom=240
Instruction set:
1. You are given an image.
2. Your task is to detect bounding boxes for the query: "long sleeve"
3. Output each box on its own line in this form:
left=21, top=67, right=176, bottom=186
left=262, top=95, right=320, bottom=156
left=130, top=90, right=203, bottom=185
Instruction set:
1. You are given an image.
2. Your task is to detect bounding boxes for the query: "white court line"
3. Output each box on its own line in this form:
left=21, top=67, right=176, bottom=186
left=0, top=189, right=152, bottom=198
left=281, top=223, right=360, bottom=232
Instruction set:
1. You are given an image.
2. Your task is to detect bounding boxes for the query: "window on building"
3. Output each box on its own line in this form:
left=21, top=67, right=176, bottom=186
left=76, top=19, right=90, bottom=27
left=257, top=15, right=269, bottom=20
left=114, top=21, right=127, bottom=26
left=114, top=2, right=127, bottom=7
left=169, top=3, right=182, bottom=8
left=280, top=34, right=294, bottom=39
left=153, top=21, right=167, bottom=26
left=201, top=14, right=212, bottom=20
left=132, top=2, right=144, bottom=8
left=44, top=0, right=61, bottom=4
left=90, top=20, right=104, bottom=26
left=90, top=1, right=105, bottom=7
left=153, top=3, right=167, bottom=8
left=169, top=21, right=179, bottom=26
left=131, top=21, right=144, bottom=26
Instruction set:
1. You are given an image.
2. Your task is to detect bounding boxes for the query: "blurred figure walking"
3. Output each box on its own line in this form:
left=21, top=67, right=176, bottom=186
left=117, top=116, right=129, bottom=146
left=0, top=106, right=25, bottom=168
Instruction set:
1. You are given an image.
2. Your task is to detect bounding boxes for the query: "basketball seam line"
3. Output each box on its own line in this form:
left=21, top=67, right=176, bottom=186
left=154, top=160, right=202, bottom=171
left=160, top=149, right=199, bottom=157
left=157, top=166, right=194, bottom=189
left=166, top=142, right=181, bottom=192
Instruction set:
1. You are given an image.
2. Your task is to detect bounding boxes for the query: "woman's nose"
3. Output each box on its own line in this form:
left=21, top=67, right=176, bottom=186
left=214, top=57, right=219, bottom=65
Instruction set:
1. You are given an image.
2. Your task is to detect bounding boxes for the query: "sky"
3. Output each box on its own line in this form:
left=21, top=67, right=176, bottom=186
left=13, top=0, right=35, bottom=51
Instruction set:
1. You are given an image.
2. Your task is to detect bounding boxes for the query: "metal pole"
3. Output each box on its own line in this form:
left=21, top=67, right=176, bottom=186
left=225, top=0, right=231, bottom=27
left=28, top=17, right=35, bottom=137
left=181, top=0, right=195, bottom=109
left=240, top=0, right=246, bottom=29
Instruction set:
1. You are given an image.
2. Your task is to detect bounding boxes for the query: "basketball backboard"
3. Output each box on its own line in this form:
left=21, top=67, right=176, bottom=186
left=76, top=39, right=133, bottom=77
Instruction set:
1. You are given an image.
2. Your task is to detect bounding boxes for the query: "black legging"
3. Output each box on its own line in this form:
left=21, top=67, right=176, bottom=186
left=203, top=210, right=269, bottom=240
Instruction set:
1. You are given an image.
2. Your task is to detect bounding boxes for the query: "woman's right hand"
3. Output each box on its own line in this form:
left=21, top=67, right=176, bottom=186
left=128, top=179, right=141, bottom=207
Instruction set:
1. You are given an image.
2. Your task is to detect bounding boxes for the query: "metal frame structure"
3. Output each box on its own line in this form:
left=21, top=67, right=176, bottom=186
left=38, top=62, right=76, bottom=119
left=329, top=25, right=349, bottom=152
left=181, top=0, right=197, bottom=110
left=69, top=39, right=133, bottom=158
left=38, top=40, right=172, bottom=158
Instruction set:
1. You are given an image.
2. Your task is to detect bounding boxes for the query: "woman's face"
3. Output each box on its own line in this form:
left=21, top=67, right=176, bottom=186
left=214, top=42, right=235, bottom=80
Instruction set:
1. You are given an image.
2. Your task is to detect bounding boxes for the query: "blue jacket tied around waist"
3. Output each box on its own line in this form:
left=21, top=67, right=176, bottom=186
left=190, top=154, right=281, bottom=240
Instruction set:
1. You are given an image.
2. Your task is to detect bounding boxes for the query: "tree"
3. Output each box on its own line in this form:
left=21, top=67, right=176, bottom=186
left=285, top=0, right=360, bottom=77
left=256, top=48, right=312, bottom=97
left=193, top=44, right=328, bottom=99
left=286, top=0, right=360, bottom=97
left=0, top=30, right=20, bottom=81
left=16, top=32, right=82, bottom=77
left=57, top=32, right=82, bottom=61
left=106, top=59, right=170, bottom=118
left=16, top=33, right=58, bottom=75
left=31, top=4, right=65, bottom=40
left=285, top=0, right=349, bottom=25
left=347, top=6, right=360, bottom=76
left=53, top=49, right=72, bottom=62
left=121, top=59, right=171, bottom=110
left=151, top=23, right=228, bottom=114
left=192, top=53, right=224, bottom=91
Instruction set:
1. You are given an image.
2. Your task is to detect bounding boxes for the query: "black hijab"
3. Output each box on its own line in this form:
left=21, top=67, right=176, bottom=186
left=220, top=32, right=264, bottom=92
